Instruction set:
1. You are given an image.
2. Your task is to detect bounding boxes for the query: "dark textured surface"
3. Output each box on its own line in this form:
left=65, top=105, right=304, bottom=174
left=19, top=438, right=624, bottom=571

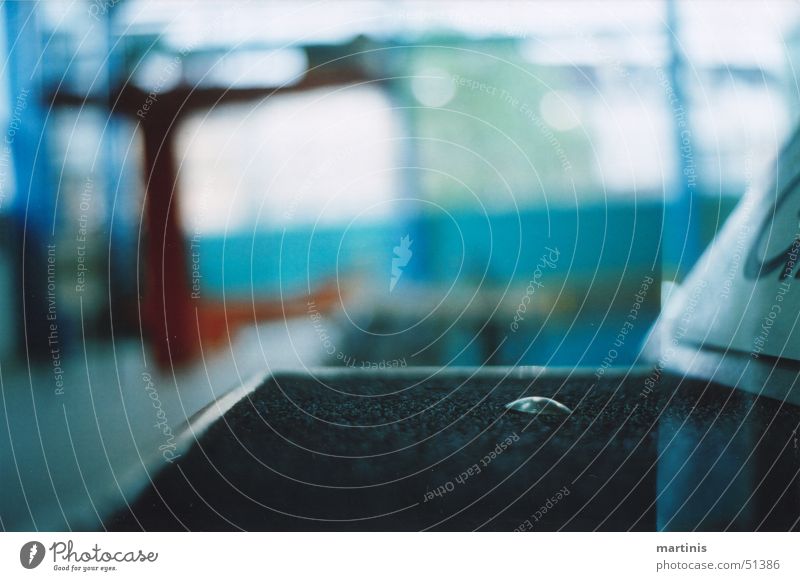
left=110, top=368, right=800, bottom=531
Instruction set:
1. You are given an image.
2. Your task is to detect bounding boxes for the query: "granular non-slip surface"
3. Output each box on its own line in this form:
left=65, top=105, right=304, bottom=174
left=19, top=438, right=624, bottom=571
left=111, top=368, right=799, bottom=531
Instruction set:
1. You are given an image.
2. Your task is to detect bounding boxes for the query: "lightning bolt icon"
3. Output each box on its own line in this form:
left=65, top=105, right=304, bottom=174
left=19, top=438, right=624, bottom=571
left=390, top=235, right=413, bottom=293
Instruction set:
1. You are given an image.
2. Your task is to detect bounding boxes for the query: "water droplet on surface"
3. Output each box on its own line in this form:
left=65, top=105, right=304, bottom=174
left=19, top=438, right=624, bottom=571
left=505, top=396, right=572, bottom=416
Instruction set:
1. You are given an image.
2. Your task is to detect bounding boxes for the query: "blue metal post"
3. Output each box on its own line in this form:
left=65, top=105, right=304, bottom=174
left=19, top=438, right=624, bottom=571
left=665, top=0, right=701, bottom=279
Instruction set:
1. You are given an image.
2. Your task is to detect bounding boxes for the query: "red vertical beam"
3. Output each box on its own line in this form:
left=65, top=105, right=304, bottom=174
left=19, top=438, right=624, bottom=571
left=142, top=123, right=195, bottom=368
